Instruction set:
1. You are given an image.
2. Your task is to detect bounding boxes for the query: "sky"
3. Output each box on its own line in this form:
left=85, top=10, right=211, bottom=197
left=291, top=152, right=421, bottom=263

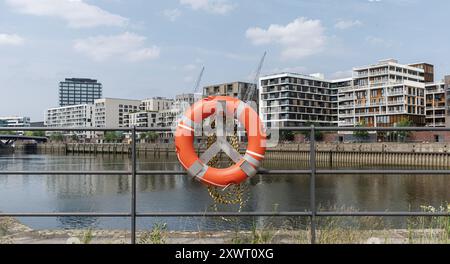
left=0, top=0, right=449, bottom=121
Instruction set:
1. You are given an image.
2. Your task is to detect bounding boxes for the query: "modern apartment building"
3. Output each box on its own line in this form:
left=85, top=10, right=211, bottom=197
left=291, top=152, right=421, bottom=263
left=45, top=104, right=94, bottom=138
left=425, top=79, right=447, bottom=127
left=409, top=63, right=434, bottom=83
left=339, top=59, right=426, bottom=128
left=259, top=73, right=338, bottom=128
left=94, top=98, right=141, bottom=128
left=203, top=81, right=256, bottom=102
left=446, top=76, right=450, bottom=127
left=155, top=93, right=197, bottom=142
left=140, top=97, right=173, bottom=112
left=0, top=116, right=31, bottom=127
left=124, top=111, right=158, bottom=128
left=175, top=93, right=197, bottom=105
left=59, top=78, right=102, bottom=107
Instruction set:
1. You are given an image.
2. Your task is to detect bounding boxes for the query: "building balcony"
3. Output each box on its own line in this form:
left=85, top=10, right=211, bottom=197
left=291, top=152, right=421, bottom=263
left=426, top=89, right=446, bottom=94
left=339, top=113, right=355, bottom=118
left=338, top=96, right=355, bottom=101
left=369, top=70, right=389, bottom=76
left=357, top=72, right=368, bottom=78
left=338, top=120, right=355, bottom=126
left=387, top=101, right=404, bottom=105
left=387, top=90, right=404, bottom=96
left=354, top=85, right=369, bottom=90
left=370, top=82, right=389, bottom=87
left=339, top=104, right=355, bottom=109
left=388, top=110, right=406, bottom=114
left=339, top=86, right=354, bottom=92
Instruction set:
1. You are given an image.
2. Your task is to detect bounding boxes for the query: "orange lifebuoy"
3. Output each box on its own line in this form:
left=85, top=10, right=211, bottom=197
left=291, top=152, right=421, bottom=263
left=175, top=96, right=266, bottom=187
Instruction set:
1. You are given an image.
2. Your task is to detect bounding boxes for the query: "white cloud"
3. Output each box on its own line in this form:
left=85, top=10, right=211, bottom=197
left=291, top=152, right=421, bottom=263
left=246, top=17, right=326, bottom=60
left=180, top=0, right=235, bottom=14
left=366, top=36, right=395, bottom=48
left=335, top=19, right=363, bottom=30
left=74, top=32, right=160, bottom=62
left=163, top=8, right=182, bottom=22
left=368, top=0, right=381, bottom=2
left=0, top=33, right=25, bottom=46
left=6, top=0, right=128, bottom=28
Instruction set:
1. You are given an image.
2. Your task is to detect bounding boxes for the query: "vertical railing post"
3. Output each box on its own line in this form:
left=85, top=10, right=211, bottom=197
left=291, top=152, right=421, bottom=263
left=309, top=125, right=317, bottom=244
left=131, top=126, right=137, bottom=244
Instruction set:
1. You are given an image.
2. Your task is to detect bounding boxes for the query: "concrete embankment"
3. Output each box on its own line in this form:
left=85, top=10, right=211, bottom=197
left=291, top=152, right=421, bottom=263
left=1, top=217, right=446, bottom=244
left=16, top=142, right=450, bottom=168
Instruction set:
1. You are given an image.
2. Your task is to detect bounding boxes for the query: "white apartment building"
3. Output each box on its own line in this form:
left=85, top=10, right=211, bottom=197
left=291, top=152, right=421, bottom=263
left=140, top=97, right=173, bottom=112
left=259, top=73, right=338, bottom=128
left=156, top=93, right=197, bottom=142
left=0, top=116, right=31, bottom=127
left=45, top=104, right=94, bottom=138
left=339, top=59, right=426, bottom=128
left=447, top=76, right=450, bottom=127
left=94, top=98, right=141, bottom=128
left=425, top=81, right=447, bottom=127
left=125, top=111, right=158, bottom=128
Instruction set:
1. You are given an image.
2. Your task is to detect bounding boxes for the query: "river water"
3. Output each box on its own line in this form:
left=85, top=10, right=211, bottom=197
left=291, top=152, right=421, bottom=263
left=0, top=152, right=449, bottom=231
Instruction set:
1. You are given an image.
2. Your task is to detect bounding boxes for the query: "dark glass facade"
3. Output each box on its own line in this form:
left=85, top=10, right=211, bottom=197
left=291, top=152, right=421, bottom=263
left=59, top=78, right=102, bottom=106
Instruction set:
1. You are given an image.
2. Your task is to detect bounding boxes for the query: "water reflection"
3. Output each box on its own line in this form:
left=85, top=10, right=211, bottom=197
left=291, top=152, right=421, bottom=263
left=0, top=153, right=448, bottom=230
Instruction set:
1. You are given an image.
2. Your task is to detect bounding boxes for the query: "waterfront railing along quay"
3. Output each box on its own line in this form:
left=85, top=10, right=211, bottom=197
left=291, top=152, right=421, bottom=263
left=0, top=126, right=450, bottom=244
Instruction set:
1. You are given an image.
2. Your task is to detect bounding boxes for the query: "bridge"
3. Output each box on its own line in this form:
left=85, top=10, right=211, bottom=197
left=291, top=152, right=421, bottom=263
left=0, top=135, right=48, bottom=146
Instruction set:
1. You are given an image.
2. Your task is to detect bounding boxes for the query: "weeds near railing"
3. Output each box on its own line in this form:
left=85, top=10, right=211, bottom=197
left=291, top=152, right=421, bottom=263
left=407, top=203, right=450, bottom=244
left=138, top=222, right=168, bottom=244
left=0, top=218, right=14, bottom=244
left=225, top=205, right=450, bottom=244
left=79, top=229, right=94, bottom=244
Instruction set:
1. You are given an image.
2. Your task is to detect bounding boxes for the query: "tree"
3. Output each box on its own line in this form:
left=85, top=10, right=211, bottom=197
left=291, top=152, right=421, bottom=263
left=24, top=131, right=45, bottom=137
left=140, top=132, right=159, bottom=143
left=147, top=132, right=159, bottom=143
left=50, top=133, right=64, bottom=142
left=70, top=134, right=79, bottom=142
left=299, top=122, right=323, bottom=141
left=280, top=131, right=295, bottom=141
left=353, top=121, right=370, bottom=142
left=393, top=118, right=413, bottom=142
left=104, top=131, right=124, bottom=143
left=0, top=130, right=16, bottom=135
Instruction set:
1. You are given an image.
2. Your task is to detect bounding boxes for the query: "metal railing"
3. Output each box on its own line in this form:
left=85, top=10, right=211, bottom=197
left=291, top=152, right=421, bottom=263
left=1, top=126, right=450, bottom=244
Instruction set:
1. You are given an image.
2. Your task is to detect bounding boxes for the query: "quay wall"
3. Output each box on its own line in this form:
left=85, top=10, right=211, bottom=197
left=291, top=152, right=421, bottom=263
left=15, top=142, right=450, bottom=168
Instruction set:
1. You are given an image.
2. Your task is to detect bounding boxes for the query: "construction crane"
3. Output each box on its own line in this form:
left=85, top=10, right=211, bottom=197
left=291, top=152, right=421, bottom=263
left=244, top=51, right=267, bottom=103
left=193, top=66, right=205, bottom=96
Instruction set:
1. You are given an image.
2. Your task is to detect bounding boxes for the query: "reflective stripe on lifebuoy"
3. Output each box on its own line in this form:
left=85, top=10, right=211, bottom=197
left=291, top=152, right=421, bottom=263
left=175, top=96, right=266, bottom=187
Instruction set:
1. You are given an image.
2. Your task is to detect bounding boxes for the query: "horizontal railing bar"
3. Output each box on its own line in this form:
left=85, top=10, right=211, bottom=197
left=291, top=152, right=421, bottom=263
left=3, top=126, right=450, bottom=132
left=316, top=170, right=450, bottom=175
left=0, top=127, right=135, bottom=132
left=257, top=169, right=312, bottom=175
left=1, top=170, right=449, bottom=176
left=0, top=171, right=131, bottom=175
left=318, top=127, right=450, bottom=132
left=136, top=170, right=312, bottom=175
left=136, top=212, right=312, bottom=217
left=317, top=212, right=450, bottom=217
left=274, top=127, right=450, bottom=132
left=1, top=212, right=448, bottom=217
left=276, top=150, right=450, bottom=155
left=0, top=213, right=131, bottom=217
